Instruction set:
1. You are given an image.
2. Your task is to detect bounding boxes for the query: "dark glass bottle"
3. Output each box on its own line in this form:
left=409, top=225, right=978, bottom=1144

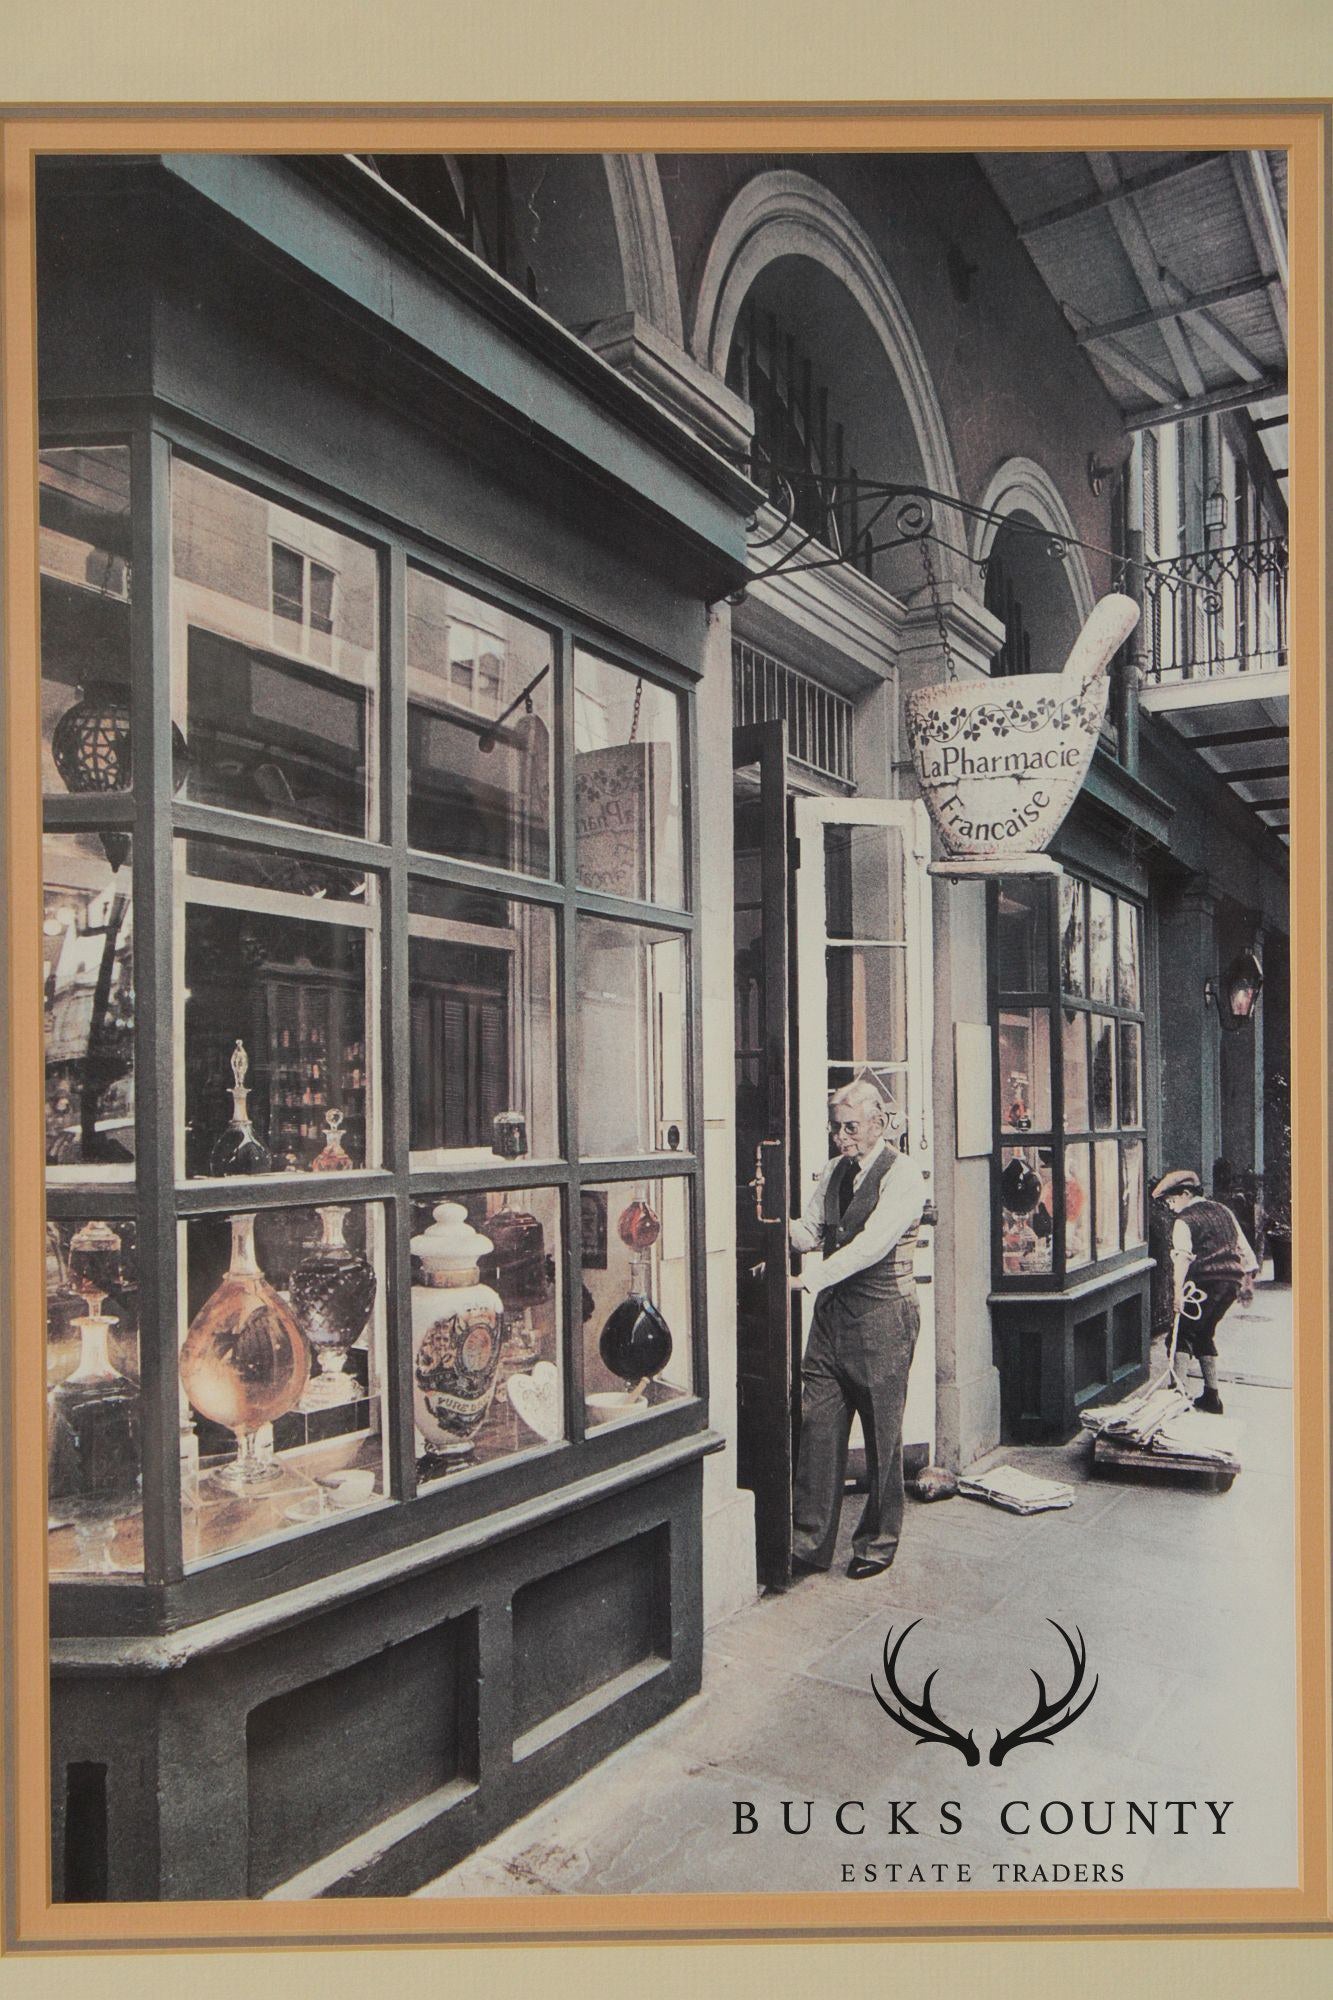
left=291, top=1206, right=377, bottom=1408
left=209, top=1039, right=273, bottom=1177
left=47, top=1311, right=140, bottom=1571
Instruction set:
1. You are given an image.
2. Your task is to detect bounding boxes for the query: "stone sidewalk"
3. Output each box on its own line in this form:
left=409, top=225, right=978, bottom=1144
left=418, top=1284, right=1297, bottom=1900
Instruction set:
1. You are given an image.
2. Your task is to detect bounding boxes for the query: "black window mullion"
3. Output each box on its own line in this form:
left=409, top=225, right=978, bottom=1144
left=555, top=624, right=586, bottom=1445
left=383, top=543, right=417, bottom=1504
left=682, top=683, right=707, bottom=1408
left=135, top=426, right=184, bottom=1585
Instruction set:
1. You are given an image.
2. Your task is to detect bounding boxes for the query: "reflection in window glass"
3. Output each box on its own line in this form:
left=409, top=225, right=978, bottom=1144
left=997, top=1010, right=1051, bottom=1133
left=180, top=1204, right=388, bottom=1565
left=1095, top=1138, right=1120, bottom=1259
left=1066, top=1142, right=1092, bottom=1269
left=412, top=1187, right=564, bottom=1485
left=1121, top=1139, right=1146, bottom=1250
left=1118, top=1022, right=1143, bottom=1128
left=828, top=947, right=908, bottom=1068
left=40, top=446, right=133, bottom=799
left=1062, top=1009, right=1089, bottom=1132
left=407, top=569, right=553, bottom=876
left=1088, top=887, right=1115, bottom=1002
left=180, top=843, right=375, bottom=1178
left=408, top=882, right=558, bottom=1163
left=1059, top=875, right=1086, bottom=995
left=577, top=918, right=688, bottom=1158
left=581, top=1179, right=692, bottom=1427
left=575, top=651, right=684, bottom=907
left=996, top=879, right=1051, bottom=992
left=173, top=459, right=379, bottom=839
left=824, top=823, right=905, bottom=941
left=1091, top=1015, right=1117, bottom=1128
left=1000, top=1146, right=1054, bottom=1275
left=44, top=833, right=136, bottom=1178
left=46, top=1213, right=143, bottom=1578
left=1116, top=899, right=1142, bottom=1008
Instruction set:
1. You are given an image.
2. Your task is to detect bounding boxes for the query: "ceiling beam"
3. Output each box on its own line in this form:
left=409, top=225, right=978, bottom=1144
left=1215, top=763, right=1290, bottom=783
left=1017, top=152, right=1224, bottom=236
left=1155, top=264, right=1266, bottom=383
left=1251, top=413, right=1288, bottom=432
left=1074, top=271, right=1279, bottom=348
left=1253, top=798, right=1290, bottom=813
left=1189, top=724, right=1288, bottom=748
left=1122, top=374, right=1288, bottom=431
left=1229, top=151, right=1288, bottom=345
left=1084, top=153, right=1209, bottom=399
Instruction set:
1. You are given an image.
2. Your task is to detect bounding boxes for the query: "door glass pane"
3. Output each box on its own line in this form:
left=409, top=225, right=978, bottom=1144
left=1062, top=1009, right=1089, bottom=1132
left=581, top=1177, right=692, bottom=1425
left=44, top=832, right=135, bottom=1181
left=1059, top=875, right=1086, bottom=995
left=575, top=651, right=684, bottom=908
left=997, top=1008, right=1051, bottom=1133
left=577, top=918, right=689, bottom=1158
left=173, top=460, right=379, bottom=839
left=40, top=446, right=133, bottom=800
left=1095, top=1138, right=1120, bottom=1258
left=1088, top=887, right=1115, bottom=1003
left=1118, top=1021, right=1143, bottom=1128
left=826, top=946, right=907, bottom=1066
left=180, top=841, right=376, bottom=1179
left=823, top=823, right=904, bottom=941
left=180, top=1202, right=388, bottom=1565
left=407, top=568, right=554, bottom=876
left=413, top=1187, right=564, bottom=1486
left=408, top=882, right=557, bottom=1165
left=1000, top=1146, right=1054, bottom=1276
left=996, top=879, right=1051, bottom=992
left=47, top=1213, right=143, bottom=1579
left=1116, top=898, right=1142, bottom=1007
left=1066, top=1142, right=1092, bottom=1269
left=1121, top=1139, right=1146, bottom=1250
left=1090, top=1014, right=1117, bottom=1128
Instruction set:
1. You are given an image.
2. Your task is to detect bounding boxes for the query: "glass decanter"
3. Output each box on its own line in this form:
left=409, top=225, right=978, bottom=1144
left=46, top=1223, right=87, bottom=1388
left=310, top=1105, right=354, bottom=1173
left=179, top=1211, right=310, bottom=1492
left=47, top=1309, right=140, bottom=1572
left=68, top=1216, right=123, bottom=1315
left=291, top=1204, right=377, bottom=1408
left=209, top=1040, right=273, bottom=1177
left=597, top=1255, right=673, bottom=1400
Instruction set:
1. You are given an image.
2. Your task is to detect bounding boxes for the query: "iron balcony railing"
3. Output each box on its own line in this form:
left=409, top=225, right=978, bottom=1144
left=1141, top=535, right=1288, bottom=685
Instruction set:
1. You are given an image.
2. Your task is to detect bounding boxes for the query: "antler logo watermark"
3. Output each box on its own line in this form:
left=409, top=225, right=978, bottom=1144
left=871, top=1619, right=1099, bottom=1767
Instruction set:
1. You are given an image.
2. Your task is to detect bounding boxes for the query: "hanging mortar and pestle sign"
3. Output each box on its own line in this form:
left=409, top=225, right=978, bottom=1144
left=904, top=592, right=1141, bottom=878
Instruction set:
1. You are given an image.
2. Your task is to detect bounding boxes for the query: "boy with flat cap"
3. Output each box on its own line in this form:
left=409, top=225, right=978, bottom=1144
left=1151, top=1168, right=1259, bottom=1415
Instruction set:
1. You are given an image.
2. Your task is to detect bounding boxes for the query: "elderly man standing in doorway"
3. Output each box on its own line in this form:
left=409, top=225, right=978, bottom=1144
left=788, top=1080, right=927, bottom=1580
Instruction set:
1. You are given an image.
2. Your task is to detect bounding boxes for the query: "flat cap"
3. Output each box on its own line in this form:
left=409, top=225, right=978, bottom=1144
left=1151, top=1168, right=1203, bottom=1200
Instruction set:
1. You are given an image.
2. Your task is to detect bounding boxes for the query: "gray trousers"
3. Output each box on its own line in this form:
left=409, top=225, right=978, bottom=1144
left=791, top=1287, right=919, bottom=1570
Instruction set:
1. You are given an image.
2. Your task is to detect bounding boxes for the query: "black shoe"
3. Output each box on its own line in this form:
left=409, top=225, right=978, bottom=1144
left=1194, top=1389, right=1225, bottom=1415
left=847, top=1557, right=892, bottom=1580
left=790, top=1554, right=829, bottom=1578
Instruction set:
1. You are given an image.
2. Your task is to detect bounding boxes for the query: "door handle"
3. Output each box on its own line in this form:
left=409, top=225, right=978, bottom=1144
left=748, top=1140, right=786, bottom=1225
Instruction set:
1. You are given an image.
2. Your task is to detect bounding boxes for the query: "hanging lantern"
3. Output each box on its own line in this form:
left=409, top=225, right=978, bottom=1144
left=1209, top=946, right=1263, bottom=1032
left=51, top=683, right=190, bottom=796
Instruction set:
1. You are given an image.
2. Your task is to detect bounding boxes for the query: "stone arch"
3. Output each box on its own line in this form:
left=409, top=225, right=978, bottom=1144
left=688, top=169, right=963, bottom=576
left=602, top=155, right=684, bottom=344
left=971, top=458, right=1095, bottom=624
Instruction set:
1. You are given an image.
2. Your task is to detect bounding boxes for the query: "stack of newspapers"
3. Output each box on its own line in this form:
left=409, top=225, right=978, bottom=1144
left=1080, top=1377, right=1243, bottom=1465
left=957, top=1465, right=1078, bottom=1514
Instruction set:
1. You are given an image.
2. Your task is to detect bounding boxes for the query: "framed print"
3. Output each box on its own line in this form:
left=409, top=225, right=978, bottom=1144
left=0, top=7, right=1331, bottom=1993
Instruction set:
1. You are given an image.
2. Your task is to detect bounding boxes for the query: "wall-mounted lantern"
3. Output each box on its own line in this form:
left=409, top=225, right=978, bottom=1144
left=1206, top=945, right=1264, bottom=1031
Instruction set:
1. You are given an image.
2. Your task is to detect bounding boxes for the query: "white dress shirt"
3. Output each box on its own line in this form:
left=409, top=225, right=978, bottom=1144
left=789, top=1139, right=927, bottom=1298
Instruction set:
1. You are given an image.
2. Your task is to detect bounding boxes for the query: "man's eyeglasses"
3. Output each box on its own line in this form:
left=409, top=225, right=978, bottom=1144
left=829, top=1119, right=864, bottom=1135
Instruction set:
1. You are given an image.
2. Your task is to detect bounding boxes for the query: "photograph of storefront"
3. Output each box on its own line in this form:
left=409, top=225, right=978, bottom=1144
left=34, top=140, right=1291, bottom=1901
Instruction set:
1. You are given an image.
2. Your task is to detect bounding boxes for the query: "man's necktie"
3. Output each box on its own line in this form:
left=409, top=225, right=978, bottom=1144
left=838, top=1162, right=857, bottom=1217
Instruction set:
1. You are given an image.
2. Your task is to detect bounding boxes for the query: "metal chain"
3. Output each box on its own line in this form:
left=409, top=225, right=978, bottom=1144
left=629, top=676, right=644, bottom=743
left=919, top=535, right=956, bottom=682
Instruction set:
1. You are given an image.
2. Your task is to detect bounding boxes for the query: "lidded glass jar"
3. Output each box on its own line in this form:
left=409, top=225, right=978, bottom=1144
left=411, top=1203, right=505, bottom=1468
left=291, top=1205, right=377, bottom=1408
left=47, top=1310, right=140, bottom=1570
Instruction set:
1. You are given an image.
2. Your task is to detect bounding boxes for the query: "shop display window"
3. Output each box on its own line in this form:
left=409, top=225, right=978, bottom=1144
left=580, top=1179, right=693, bottom=1427
left=992, top=877, right=1146, bottom=1285
left=41, top=435, right=701, bottom=1600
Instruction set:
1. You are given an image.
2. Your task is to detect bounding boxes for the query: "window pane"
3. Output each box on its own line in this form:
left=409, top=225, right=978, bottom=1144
left=997, top=1008, right=1051, bottom=1133
left=1066, top=1142, right=1092, bottom=1269
left=1000, top=1146, right=1054, bottom=1276
left=181, top=1203, right=388, bottom=1564
left=1118, top=1021, right=1143, bottom=1128
left=1088, top=888, right=1115, bottom=1003
left=1059, top=875, right=1086, bottom=995
left=827, top=947, right=908, bottom=1068
left=823, top=823, right=904, bottom=941
left=47, top=1214, right=142, bottom=1578
left=575, top=651, right=684, bottom=907
left=1091, top=1015, right=1117, bottom=1128
left=1121, top=1139, right=1146, bottom=1250
left=577, top=918, right=688, bottom=1158
left=1095, top=1138, right=1120, bottom=1259
left=582, top=1178, right=693, bottom=1425
left=180, top=842, right=376, bottom=1178
left=412, top=1188, right=564, bottom=1486
left=1116, top=898, right=1142, bottom=1008
left=44, top=833, right=135, bottom=1180
left=408, top=882, right=557, bottom=1164
left=173, top=460, right=379, bottom=839
left=1062, top=1009, right=1089, bottom=1132
left=996, top=879, right=1051, bottom=992
left=40, top=447, right=133, bottom=800
left=407, top=569, right=553, bottom=876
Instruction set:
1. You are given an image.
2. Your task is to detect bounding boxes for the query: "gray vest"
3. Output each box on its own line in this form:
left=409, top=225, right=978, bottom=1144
left=820, top=1147, right=920, bottom=1307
